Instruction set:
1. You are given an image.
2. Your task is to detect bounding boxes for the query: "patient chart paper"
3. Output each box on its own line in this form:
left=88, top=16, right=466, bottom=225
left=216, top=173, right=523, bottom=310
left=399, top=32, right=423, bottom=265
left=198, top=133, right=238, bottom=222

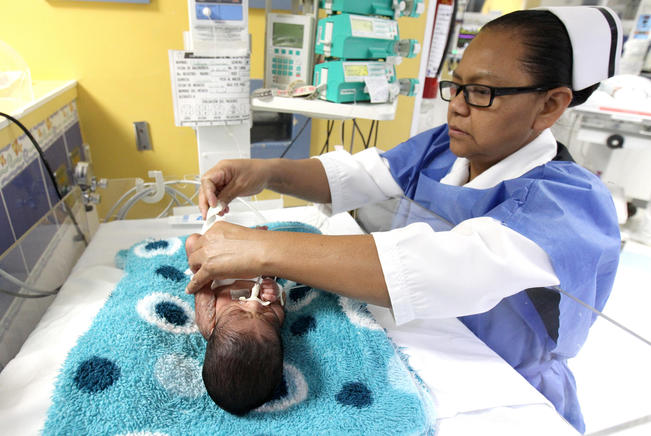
left=169, top=51, right=250, bottom=127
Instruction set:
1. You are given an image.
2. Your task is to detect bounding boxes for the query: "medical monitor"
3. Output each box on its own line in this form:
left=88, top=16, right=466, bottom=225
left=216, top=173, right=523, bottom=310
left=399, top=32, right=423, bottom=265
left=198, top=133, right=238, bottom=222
left=264, top=13, right=315, bottom=88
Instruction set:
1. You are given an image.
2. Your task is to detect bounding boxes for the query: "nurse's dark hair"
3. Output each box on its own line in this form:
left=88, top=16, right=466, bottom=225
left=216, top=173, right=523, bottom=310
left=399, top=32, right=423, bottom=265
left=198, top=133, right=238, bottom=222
left=202, top=321, right=284, bottom=415
left=482, top=10, right=598, bottom=107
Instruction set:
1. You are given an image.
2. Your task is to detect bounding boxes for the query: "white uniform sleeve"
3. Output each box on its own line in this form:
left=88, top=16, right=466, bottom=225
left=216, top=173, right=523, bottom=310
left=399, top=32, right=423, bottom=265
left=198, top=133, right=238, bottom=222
left=372, top=218, right=561, bottom=325
left=314, top=148, right=403, bottom=215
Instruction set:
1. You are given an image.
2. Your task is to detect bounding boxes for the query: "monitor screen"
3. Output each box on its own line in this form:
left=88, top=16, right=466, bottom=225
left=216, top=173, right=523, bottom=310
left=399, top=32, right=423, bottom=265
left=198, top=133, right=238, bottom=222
left=344, top=64, right=369, bottom=78
left=350, top=18, right=373, bottom=34
left=273, top=22, right=304, bottom=49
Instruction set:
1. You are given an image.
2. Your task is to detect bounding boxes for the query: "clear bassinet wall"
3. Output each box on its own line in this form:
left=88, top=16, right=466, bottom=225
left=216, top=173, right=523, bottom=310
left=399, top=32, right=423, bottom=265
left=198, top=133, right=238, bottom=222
left=0, top=40, right=34, bottom=113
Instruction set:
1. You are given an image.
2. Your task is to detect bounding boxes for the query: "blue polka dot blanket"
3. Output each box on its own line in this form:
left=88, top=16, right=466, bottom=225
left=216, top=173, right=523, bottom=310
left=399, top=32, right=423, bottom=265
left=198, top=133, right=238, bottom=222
left=43, top=222, right=436, bottom=435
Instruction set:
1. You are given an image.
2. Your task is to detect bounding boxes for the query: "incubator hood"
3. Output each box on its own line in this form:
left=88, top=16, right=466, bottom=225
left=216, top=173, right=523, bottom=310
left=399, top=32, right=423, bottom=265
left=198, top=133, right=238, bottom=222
left=0, top=40, right=34, bottom=113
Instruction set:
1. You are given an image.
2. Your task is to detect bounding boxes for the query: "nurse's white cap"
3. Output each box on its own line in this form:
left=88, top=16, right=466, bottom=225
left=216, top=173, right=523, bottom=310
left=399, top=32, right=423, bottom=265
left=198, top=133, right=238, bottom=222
left=542, top=6, right=623, bottom=91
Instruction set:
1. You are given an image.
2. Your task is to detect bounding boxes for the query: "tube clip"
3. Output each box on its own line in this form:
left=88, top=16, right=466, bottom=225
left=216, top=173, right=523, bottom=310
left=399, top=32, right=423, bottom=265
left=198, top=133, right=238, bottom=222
left=136, top=170, right=165, bottom=204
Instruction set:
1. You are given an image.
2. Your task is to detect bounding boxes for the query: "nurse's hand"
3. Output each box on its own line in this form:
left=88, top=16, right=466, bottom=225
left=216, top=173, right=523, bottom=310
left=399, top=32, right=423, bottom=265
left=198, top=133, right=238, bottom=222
left=185, top=221, right=267, bottom=294
left=199, top=159, right=272, bottom=219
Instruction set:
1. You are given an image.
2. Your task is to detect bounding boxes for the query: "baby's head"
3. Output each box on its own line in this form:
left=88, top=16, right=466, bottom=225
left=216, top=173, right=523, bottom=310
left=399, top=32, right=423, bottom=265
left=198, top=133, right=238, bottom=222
left=195, top=279, right=285, bottom=415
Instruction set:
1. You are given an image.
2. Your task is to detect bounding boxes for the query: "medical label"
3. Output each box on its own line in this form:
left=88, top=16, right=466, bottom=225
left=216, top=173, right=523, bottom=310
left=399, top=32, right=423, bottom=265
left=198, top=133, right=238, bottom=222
left=343, top=62, right=387, bottom=82
left=169, top=51, right=250, bottom=127
left=349, top=15, right=398, bottom=40
left=364, top=76, right=390, bottom=103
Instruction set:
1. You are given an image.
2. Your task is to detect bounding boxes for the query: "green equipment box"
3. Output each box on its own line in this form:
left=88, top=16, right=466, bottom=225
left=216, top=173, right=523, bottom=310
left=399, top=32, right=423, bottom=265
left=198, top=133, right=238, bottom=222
left=314, top=60, right=418, bottom=104
left=319, top=0, right=425, bottom=19
left=315, top=13, right=419, bottom=60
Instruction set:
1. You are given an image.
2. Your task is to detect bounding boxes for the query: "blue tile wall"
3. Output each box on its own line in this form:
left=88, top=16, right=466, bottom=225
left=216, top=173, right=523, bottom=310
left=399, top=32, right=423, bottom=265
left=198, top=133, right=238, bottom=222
left=19, top=213, right=59, bottom=272
left=1, top=103, right=83, bottom=260
left=64, top=122, right=83, bottom=154
left=0, top=101, right=83, bottom=335
left=44, top=137, right=68, bottom=174
left=2, top=159, right=52, bottom=240
left=0, top=198, right=13, bottom=255
left=44, top=136, right=71, bottom=191
left=45, top=170, right=60, bottom=209
left=64, top=122, right=85, bottom=181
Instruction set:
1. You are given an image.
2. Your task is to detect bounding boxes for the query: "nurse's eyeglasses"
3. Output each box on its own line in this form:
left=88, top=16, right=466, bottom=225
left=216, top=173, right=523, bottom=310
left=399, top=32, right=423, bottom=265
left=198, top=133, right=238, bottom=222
left=439, top=80, right=557, bottom=108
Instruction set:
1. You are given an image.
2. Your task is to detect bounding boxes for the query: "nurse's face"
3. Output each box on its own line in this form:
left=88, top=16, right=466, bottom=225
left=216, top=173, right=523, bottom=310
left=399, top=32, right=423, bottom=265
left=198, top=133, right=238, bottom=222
left=446, top=28, right=548, bottom=175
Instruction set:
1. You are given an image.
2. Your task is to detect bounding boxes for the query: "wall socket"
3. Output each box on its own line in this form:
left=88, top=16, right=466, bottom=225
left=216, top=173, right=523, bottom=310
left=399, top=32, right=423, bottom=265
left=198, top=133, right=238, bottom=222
left=134, top=121, right=152, bottom=151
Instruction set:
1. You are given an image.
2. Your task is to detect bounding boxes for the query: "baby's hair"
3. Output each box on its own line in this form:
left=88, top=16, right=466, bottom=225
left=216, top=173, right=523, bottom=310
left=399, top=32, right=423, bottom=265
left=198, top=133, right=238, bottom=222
left=202, top=320, right=284, bottom=415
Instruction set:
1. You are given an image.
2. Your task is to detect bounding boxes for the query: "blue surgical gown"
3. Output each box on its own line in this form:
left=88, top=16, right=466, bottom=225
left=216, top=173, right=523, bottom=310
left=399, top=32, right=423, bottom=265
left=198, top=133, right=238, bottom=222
left=382, top=124, right=621, bottom=433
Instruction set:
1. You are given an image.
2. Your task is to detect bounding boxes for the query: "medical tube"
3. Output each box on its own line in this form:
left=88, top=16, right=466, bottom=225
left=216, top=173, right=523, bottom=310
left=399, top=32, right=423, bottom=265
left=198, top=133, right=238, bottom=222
left=233, top=197, right=268, bottom=225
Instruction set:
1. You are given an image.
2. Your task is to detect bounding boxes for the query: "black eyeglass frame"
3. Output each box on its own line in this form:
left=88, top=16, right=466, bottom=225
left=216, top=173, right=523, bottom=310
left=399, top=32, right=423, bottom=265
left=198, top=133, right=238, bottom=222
left=438, top=80, right=560, bottom=108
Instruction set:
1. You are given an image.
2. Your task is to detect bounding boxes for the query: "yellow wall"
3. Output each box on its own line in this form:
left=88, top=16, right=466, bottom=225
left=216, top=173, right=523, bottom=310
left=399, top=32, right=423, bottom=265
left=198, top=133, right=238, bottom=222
left=0, top=1, right=427, bottom=179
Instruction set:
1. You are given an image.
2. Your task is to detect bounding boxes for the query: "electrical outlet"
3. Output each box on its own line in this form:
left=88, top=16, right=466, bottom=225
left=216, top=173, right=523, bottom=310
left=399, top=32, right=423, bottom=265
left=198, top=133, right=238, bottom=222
left=134, top=121, right=152, bottom=151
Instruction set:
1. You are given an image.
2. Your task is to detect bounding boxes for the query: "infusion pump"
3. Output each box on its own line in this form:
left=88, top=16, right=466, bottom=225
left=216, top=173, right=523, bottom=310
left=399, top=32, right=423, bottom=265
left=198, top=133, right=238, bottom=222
left=265, top=13, right=316, bottom=89
left=314, top=60, right=418, bottom=103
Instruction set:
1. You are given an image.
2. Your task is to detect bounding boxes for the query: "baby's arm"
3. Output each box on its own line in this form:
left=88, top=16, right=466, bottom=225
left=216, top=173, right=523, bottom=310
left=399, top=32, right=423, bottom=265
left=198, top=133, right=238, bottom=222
left=194, top=285, right=216, bottom=340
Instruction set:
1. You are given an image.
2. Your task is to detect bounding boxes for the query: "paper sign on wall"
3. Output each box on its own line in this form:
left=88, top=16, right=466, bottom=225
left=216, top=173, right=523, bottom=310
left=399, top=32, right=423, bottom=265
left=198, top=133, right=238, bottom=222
left=426, top=4, right=454, bottom=78
left=169, top=51, right=250, bottom=127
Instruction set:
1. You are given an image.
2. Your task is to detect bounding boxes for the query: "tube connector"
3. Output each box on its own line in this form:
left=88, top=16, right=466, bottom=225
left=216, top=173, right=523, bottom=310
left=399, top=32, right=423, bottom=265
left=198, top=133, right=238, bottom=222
left=137, top=170, right=165, bottom=204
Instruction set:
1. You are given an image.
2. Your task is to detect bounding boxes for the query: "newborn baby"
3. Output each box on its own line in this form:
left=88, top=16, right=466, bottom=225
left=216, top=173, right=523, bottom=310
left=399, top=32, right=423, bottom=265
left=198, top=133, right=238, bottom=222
left=194, top=277, right=285, bottom=415
left=187, top=215, right=286, bottom=414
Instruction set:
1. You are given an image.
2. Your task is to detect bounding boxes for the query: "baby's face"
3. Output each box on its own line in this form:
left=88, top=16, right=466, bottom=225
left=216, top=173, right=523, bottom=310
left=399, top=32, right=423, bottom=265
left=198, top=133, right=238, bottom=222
left=195, top=279, right=284, bottom=340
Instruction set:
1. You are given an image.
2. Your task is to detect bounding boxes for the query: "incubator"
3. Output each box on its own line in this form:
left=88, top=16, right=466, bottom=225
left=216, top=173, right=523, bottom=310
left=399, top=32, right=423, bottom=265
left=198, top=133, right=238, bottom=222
left=1, top=1, right=650, bottom=433
left=0, top=176, right=649, bottom=435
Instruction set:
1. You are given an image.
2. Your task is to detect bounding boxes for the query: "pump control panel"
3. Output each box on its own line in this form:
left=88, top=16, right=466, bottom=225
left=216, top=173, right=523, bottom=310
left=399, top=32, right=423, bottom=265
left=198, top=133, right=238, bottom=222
left=265, top=13, right=315, bottom=88
left=314, top=60, right=396, bottom=103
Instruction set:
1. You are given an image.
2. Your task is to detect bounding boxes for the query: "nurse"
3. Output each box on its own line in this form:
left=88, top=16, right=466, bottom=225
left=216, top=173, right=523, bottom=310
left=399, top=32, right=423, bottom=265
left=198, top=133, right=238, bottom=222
left=186, top=7, right=622, bottom=432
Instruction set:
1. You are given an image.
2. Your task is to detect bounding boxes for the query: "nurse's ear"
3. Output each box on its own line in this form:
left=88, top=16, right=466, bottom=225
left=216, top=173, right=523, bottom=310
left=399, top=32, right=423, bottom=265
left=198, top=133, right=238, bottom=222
left=532, top=86, right=573, bottom=131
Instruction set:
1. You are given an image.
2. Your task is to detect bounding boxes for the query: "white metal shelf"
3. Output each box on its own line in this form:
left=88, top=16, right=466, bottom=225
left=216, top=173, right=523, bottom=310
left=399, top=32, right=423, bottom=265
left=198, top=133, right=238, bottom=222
left=251, top=95, right=398, bottom=120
